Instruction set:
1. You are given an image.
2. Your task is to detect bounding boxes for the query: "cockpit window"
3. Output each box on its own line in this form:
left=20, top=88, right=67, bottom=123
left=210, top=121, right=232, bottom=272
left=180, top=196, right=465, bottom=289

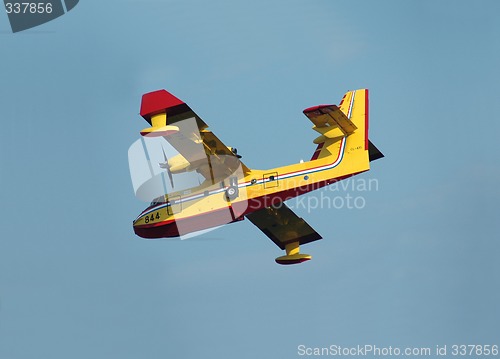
left=150, top=195, right=167, bottom=207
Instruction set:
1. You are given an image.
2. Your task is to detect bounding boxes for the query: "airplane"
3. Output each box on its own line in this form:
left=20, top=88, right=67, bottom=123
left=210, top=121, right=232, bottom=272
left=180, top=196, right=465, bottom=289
left=130, top=88, right=383, bottom=265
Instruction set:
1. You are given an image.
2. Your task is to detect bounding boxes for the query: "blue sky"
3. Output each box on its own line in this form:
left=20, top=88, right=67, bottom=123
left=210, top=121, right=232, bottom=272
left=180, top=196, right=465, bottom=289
left=1, top=1, right=499, bottom=358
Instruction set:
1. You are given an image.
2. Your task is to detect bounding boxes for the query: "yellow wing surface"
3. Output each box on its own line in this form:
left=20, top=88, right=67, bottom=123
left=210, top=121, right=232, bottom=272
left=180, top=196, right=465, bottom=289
left=139, top=90, right=249, bottom=185
left=246, top=203, right=321, bottom=265
left=246, top=203, right=321, bottom=249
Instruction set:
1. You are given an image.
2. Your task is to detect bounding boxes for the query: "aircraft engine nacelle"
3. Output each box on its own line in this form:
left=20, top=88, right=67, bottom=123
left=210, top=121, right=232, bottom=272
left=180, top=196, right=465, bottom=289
left=226, top=146, right=242, bottom=158
left=168, top=153, right=191, bottom=173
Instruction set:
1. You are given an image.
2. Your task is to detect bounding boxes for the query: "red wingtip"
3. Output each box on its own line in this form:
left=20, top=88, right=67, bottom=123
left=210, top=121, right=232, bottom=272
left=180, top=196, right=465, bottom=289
left=140, top=90, right=185, bottom=120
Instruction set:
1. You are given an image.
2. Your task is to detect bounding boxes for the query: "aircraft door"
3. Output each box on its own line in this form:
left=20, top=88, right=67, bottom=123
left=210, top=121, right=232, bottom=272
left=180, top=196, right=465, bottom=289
left=167, top=195, right=182, bottom=215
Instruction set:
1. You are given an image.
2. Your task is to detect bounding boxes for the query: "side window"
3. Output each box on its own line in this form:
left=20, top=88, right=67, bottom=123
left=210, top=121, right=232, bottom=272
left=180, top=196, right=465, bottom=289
left=263, top=172, right=279, bottom=189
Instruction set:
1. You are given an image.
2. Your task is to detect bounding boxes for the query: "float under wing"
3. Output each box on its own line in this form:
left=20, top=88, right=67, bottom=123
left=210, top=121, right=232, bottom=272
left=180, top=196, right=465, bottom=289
left=246, top=203, right=322, bottom=264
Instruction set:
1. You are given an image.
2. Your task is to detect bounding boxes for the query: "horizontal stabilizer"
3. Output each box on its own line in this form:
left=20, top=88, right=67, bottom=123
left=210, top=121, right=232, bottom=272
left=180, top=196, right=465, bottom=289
left=304, top=105, right=358, bottom=140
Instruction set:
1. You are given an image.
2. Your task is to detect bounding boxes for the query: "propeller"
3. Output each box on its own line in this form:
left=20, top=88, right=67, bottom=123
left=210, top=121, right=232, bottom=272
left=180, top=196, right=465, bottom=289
left=159, top=146, right=174, bottom=188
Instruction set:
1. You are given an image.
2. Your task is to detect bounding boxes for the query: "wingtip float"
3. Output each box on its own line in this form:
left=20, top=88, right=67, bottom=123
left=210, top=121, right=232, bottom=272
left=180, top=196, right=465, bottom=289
left=130, top=89, right=384, bottom=265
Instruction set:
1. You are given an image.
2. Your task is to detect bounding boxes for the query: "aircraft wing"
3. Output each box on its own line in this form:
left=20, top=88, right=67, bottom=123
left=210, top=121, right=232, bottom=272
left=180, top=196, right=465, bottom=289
left=140, top=90, right=249, bottom=183
left=246, top=203, right=322, bottom=250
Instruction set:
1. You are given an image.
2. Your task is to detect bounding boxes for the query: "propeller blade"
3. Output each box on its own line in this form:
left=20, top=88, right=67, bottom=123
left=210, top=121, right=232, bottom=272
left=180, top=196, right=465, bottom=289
left=167, top=168, right=174, bottom=189
left=161, top=146, right=168, bottom=162
left=160, top=146, right=175, bottom=188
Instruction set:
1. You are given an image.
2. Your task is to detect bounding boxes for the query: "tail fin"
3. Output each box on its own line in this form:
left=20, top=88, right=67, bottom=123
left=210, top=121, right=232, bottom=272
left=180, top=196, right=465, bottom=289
left=304, top=89, right=373, bottom=161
